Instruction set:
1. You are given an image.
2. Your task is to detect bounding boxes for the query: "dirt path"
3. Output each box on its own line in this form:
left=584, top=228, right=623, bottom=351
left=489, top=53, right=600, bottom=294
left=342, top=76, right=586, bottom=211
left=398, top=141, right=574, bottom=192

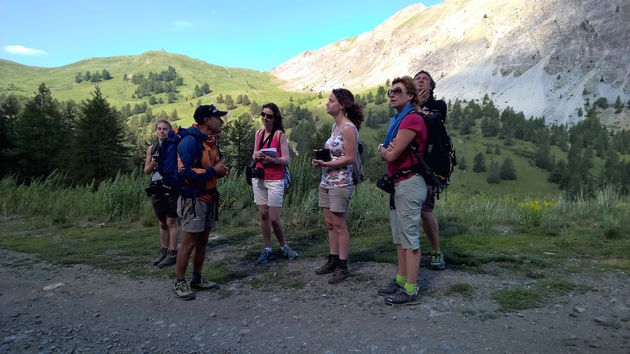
left=1, top=249, right=629, bottom=353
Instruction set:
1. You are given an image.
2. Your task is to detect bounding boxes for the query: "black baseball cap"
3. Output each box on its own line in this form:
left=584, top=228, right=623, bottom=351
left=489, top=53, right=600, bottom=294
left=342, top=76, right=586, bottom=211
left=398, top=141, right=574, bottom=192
left=193, top=104, right=227, bottom=122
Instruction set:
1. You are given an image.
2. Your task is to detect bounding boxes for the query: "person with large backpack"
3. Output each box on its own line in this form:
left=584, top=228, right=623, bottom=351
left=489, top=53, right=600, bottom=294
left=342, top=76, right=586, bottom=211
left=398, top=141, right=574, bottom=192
left=312, top=88, right=364, bottom=285
left=376, top=76, right=427, bottom=305
left=172, top=104, right=229, bottom=300
left=251, top=102, right=299, bottom=265
left=414, top=70, right=448, bottom=270
left=144, top=120, right=180, bottom=268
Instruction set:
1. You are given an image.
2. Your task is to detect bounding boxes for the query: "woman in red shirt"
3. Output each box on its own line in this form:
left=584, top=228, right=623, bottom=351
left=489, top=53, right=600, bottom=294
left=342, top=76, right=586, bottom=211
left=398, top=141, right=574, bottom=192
left=252, top=103, right=299, bottom=265
left=377, top=76, right=428, bottom=305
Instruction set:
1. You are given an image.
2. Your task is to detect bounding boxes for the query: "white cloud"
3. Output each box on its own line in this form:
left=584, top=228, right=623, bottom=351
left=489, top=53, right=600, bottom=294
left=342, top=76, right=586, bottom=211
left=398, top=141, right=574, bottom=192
left=2, top=45, right=47, bottom=56
left=172, top=21, right=194, bottom=31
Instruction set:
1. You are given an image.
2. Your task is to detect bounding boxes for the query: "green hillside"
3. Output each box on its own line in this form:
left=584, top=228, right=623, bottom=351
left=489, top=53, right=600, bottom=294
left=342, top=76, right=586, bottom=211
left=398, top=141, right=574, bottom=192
left=0, top=51, right=314, bottom=125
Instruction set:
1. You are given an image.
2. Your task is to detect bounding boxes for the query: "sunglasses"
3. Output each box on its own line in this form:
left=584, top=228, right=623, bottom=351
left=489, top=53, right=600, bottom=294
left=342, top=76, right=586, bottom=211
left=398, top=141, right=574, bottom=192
left=260, top=112, right=274, bottom=120
left=387, top=87, right=405, bottom=96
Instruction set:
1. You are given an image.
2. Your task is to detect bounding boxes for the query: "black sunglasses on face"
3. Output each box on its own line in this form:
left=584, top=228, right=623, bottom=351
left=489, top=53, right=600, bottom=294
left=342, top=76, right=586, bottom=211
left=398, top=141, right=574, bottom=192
left=260, top=112, right=274, bottom=120
left=387, top=87, right=404, bottom=96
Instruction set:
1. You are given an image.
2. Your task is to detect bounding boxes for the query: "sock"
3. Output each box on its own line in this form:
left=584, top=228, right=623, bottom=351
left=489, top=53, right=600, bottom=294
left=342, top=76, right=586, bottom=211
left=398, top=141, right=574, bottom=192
left=264, top=247, right=272, bottom=253
left=176, top=278, right=186, bottom=283
left=395, top=274, right=405, bottom=285
left=338, top=259, right=348, bottom=269
left=192, top=272, right=202, bottom=283
left=404, top=283, right=417, bottom=294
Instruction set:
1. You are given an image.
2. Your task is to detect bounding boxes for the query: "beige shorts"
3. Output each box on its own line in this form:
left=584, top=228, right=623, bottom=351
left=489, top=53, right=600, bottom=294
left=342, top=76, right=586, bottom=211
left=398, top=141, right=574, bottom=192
left=177, top=197, right=216, bottom=233
left=252, top=178, right=284, bottom=207
left=318, top=185, right=353, bottom=213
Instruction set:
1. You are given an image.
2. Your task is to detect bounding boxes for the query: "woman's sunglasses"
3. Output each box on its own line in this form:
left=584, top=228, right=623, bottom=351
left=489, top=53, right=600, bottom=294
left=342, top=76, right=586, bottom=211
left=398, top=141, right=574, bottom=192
left=387, top=87, right=404, bottom=96
left=260, top=112, right=274, bottom=120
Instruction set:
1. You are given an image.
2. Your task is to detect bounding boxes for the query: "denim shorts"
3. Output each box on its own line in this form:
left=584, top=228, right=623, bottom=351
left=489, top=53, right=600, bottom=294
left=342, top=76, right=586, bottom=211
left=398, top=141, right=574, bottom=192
left=389, top=174, right=427, bottom=250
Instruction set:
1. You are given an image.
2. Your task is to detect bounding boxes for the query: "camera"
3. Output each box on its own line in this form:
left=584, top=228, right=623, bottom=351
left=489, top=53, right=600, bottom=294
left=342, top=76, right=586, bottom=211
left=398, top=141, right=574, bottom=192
left=246, top=166, right=264, bottom=185
left=313, top=148, right=331, bottom=162
left=376, top=175, right=395, bottom=194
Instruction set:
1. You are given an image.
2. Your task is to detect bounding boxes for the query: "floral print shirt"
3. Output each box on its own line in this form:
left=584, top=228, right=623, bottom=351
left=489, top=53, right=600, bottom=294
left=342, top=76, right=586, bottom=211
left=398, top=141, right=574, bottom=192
left=320, top=122, right=356, bottom=188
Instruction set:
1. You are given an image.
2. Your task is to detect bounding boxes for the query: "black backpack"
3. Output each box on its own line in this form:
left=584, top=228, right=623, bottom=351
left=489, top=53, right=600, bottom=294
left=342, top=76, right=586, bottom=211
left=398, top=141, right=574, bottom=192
left=421, top=111, right=456, bottom=191
left=400, top=110, right=455, bottom=199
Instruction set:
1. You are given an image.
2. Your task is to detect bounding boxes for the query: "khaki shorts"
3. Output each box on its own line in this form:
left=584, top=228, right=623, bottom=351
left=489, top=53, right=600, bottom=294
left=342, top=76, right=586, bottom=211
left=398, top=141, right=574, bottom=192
left=318, top=185, right=353, bottom=213
left=252, top=178, right=284, bottom=207
left=177, top=197, right=216, bottom=233
left=389, top=174, right=426, bottom=250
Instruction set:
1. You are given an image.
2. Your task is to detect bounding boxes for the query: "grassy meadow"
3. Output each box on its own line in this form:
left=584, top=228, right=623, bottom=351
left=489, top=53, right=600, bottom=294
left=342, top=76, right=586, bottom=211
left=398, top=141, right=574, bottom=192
left=1, top=157, right=628, bottom=276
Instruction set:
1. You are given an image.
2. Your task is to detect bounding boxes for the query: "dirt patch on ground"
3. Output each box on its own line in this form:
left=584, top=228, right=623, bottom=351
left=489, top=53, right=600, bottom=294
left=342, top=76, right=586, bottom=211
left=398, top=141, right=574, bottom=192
left=1, top=248, right=629, bottom=353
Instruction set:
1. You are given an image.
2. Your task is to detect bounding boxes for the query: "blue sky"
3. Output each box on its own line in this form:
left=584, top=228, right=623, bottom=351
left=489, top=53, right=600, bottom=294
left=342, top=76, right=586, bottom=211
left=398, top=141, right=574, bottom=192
left=0, top=0, right=441, bottom=71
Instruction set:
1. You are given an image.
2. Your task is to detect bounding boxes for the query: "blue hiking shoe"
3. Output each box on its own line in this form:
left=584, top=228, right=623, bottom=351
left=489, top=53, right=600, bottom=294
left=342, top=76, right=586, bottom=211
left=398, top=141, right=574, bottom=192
left=282, top=245, right=299, bottom=260
left=256, top=249, right=272, bottom=265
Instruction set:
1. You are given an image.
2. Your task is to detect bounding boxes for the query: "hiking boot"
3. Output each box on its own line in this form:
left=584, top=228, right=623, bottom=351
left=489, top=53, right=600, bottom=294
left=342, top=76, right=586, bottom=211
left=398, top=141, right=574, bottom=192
left=173, top=280, right=195, bottom=300
left=328, top=266, right=350, bottom=284
left=256, top=249, right=272, bottom=265
left=384, top=287, right=420, bottom=305
left=190, top=277, right=218, bottom=291
left=315, top=255, right=338, bottom=275
left=282, top=245, right=299, bottom=260
left=152, top=247, right=167, bottom=266
left=430, top=251, right=446, bottom=270
left=157, top=249, right=177, bottom=268
left=377, top=279, right=403, bottom=296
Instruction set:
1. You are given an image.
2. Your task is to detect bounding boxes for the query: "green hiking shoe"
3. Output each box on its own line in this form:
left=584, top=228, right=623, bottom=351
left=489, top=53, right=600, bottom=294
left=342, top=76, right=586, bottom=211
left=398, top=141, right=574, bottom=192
left=430, top=251, right=446, bottom=270
left=173, top=280, right=195, bottom=300
left=190, top=277, right=218, bottom=290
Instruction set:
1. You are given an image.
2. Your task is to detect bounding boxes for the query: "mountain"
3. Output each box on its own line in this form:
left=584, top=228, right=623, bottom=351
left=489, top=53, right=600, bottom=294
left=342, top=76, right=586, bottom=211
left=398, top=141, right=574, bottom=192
left=0, top=51, right=301, bottom=121
left=271, top=0, right=630, bottom=125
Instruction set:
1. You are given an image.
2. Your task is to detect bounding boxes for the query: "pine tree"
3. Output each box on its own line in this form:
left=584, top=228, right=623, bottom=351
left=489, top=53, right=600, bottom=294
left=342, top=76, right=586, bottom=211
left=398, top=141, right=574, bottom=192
left=170, top=109, right=179, bottom=121
left=13, top=83, right=67, bottom=179
left=473, top=152, right=486, bottom=172
left=249, top=101, right=261, bottom=117
left=458, top=156, right=467, bottom=170
left=221, top=113, right=256, bottom=174
left=90, top=71, right=102, bottom=82
left=487, top=160, right=500, bottom=183
left=614, top=95, right=623, bottom=113
left=225, top=95, right=235, bottom=110
left=73, top=86, right=129, bottom=183
left=499, top=158, right=516, bottom=180
left=75, top=72, right=83, bottom=83
left=375, top=86, right=387, bottom=105
left=242, top=95, right=250, bottom=106
left=0, top=95, right=21, bottom=176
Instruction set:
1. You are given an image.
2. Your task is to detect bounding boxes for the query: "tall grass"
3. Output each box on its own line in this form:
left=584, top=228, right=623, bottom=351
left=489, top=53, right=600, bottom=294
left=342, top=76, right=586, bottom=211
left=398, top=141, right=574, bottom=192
left=1, top=163, right=628, bottom=241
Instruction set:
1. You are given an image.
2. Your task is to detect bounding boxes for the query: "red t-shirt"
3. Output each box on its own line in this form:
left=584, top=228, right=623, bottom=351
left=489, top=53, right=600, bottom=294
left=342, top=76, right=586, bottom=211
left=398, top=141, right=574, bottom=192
left=255, top=130, right=285, bottom=180
left=386, top=112, right=427, bottom=183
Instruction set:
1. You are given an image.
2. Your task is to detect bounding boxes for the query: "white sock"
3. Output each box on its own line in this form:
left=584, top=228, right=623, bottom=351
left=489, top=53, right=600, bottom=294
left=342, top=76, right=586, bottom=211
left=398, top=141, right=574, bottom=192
left=264, top=247, right=272, bottom=253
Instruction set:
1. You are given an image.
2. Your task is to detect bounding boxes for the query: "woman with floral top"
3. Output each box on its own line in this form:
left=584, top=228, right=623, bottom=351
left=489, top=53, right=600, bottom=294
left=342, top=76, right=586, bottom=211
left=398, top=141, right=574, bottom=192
left=312, top=88, right=364, bottom=284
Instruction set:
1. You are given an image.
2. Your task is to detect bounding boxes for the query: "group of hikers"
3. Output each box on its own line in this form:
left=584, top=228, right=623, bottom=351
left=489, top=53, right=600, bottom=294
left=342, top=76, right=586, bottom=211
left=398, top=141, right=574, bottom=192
left=145, top=70, right=448, bottom=305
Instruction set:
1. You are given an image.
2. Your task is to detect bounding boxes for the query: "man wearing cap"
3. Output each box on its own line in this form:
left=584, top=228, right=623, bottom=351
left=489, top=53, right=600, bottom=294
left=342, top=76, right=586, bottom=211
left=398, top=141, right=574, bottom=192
left=173, top=104, right=229, bottom=300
